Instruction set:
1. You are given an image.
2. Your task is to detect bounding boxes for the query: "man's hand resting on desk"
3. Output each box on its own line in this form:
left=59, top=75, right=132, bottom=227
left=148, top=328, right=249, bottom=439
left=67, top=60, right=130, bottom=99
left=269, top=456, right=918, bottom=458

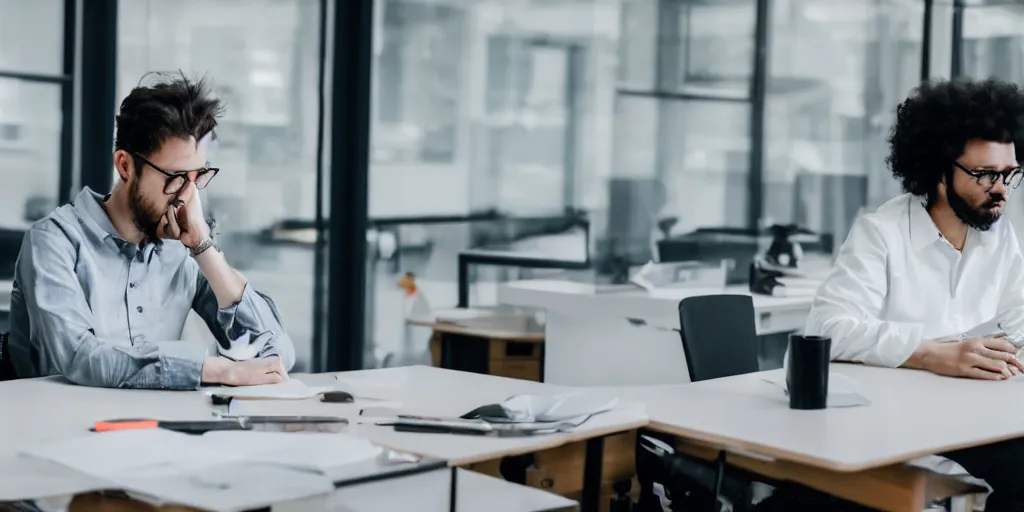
left=201, top=356, right=289, bottom=385
left=905, top=335, right=1024, bottom=380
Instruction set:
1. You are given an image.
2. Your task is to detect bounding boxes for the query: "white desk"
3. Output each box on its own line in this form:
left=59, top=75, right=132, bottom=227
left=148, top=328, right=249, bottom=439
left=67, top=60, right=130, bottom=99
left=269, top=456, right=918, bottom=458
left=633, top=363, right=1013, bottom=511
left=265, top=366, right=648, bottom=466
left=0, top=367, right=636, bottom=508
left=498, top=279, right=816, bottom=386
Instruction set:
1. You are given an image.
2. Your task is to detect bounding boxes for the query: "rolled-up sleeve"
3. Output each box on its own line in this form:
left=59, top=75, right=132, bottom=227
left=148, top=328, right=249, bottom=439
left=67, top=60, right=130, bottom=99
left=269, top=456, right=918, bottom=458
left=804, top=217, right=925, bottom=367
left=192, top=271, right=295, bottom=371
left=19, top=226, right=208, bottom=389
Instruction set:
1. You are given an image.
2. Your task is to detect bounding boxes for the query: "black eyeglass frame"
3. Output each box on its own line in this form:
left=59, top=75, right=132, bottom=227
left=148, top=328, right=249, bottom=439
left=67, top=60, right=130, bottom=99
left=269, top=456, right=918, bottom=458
left=131, top=152, right=220, bottom=195
left=953, top=161, right=1024, bottom=189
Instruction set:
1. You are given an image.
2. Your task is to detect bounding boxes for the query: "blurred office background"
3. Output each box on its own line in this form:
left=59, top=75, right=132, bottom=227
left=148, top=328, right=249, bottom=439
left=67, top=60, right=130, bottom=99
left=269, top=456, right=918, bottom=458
left=0, top=0, right=1021, bottom=372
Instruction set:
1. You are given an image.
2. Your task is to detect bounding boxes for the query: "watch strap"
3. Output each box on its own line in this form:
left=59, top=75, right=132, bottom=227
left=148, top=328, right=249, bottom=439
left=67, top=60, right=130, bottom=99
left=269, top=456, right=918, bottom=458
left=190, top=236, right=219, bottom=257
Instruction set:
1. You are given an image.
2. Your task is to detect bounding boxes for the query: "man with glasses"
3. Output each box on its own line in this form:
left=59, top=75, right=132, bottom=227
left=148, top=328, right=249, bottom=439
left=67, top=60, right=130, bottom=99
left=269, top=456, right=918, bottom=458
left=6, top=73, right=294, bottom=389
left=805, top=78, right=1024, bottom=510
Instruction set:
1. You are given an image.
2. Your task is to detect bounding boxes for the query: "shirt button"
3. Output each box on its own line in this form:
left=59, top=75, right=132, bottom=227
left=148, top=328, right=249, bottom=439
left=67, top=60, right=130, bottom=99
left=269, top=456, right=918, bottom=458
left=136, top=306, right=144, bottom=313
left=129, top=282, right=136, bottom=288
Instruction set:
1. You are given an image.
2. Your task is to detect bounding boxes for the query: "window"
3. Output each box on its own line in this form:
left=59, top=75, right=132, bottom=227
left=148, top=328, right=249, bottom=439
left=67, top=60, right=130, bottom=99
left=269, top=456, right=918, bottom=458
left=763, top=0, right=922, bottom=242
left=118, top=0, right=325, bottom=371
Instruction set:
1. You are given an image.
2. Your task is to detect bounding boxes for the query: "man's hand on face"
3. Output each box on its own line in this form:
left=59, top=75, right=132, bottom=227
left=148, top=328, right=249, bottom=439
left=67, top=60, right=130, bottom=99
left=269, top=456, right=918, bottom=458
left=921, top=335, right=1024, bottom=380
left=202, top=356, right=289, bottom=386
left=157, top=182, right=210, bottom=250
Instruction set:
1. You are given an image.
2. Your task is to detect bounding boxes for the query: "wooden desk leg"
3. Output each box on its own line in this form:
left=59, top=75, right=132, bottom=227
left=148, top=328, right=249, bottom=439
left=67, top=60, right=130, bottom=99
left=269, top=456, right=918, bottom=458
left=582, top=437, right=605, bottom=512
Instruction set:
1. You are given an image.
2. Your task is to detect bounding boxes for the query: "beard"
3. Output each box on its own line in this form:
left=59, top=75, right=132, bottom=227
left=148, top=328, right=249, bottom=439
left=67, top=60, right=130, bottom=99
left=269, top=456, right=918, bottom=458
left=947, top=180, right=1005, bottom=232
left=128, top=178, right=165, bottom=245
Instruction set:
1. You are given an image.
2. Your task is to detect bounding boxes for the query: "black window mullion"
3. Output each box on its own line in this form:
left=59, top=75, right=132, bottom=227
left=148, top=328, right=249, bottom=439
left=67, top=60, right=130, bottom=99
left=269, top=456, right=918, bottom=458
left=59, top=0, right=77, bottom=205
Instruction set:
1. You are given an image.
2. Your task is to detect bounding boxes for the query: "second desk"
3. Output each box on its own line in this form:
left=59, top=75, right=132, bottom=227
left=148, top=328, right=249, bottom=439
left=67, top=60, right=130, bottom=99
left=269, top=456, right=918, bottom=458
left=498, top=279, right=815, bottom=386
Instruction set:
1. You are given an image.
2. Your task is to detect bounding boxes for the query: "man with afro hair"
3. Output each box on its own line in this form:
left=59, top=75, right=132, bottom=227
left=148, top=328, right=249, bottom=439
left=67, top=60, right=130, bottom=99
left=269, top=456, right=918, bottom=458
left=806, top=78, right=1024, bottom=510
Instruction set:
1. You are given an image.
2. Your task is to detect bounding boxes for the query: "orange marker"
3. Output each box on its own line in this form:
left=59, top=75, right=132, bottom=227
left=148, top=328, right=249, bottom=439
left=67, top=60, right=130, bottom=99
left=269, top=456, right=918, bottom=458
left=93, top=419, right=159, bottom=432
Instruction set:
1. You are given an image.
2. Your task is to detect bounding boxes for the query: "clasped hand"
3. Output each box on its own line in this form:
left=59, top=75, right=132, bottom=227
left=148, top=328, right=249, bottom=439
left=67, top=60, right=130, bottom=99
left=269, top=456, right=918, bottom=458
left=202, top=356, right=288, bottom=386
left=926, top=334, right=1024, bottom=380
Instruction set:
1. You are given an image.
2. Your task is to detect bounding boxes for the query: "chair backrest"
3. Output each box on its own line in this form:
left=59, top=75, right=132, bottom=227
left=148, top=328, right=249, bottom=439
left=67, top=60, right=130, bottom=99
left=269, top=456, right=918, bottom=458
left=0, top=332, right=15, bottom=381
left=678, top=295, right=760, bottom=382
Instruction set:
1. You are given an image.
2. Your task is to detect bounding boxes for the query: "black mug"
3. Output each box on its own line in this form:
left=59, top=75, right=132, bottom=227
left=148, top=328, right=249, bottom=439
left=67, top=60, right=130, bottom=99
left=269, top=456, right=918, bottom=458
left=786, top=334, right=831, bottom=410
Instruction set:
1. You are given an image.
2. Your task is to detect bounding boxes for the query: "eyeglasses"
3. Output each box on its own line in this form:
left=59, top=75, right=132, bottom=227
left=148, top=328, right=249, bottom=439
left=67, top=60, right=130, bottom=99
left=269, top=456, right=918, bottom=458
left=131, top=153, right=220, bottom=195
left=954, top=161, right=1024, bottom=189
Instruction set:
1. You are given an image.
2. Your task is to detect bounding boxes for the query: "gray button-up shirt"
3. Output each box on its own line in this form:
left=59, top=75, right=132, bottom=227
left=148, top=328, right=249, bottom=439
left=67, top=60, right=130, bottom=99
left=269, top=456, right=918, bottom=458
left=8, top=187, right=295, bottom=389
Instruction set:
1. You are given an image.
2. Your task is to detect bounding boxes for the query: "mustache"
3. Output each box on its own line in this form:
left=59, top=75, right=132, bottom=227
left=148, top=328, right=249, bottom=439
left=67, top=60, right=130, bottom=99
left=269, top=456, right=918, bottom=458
left=984, top=193, right=1006, bottom=207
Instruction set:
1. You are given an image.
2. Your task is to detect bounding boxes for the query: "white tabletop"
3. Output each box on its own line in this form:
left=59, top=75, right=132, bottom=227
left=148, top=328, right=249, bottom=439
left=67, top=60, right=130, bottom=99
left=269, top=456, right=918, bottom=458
left=632, top=363, right=1024, bottom=472
left=260, top=366, right=649, bottom=466
left=499, top=279, right=814, bottom=327
left=0, top=366, right=645, bottom=468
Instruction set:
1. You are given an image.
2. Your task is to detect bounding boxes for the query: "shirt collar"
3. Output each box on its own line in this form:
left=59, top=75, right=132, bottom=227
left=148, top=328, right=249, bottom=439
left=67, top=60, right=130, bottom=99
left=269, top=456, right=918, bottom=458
left=907, top=194, right=999, bottom=251
left=72, top=186, right=164, bottom=256
left=74, top=186, right=121, bottom=240
left=908, top=195, right=942, bottom=252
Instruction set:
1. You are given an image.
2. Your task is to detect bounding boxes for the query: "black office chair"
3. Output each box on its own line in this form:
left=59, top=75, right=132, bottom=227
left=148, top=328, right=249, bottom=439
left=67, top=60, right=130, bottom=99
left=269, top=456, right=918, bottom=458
left=633, top=296, right=761, bottom=512
left=0, top=332, right=15, bottom=381
left=679, top=295, right=760, bottom=382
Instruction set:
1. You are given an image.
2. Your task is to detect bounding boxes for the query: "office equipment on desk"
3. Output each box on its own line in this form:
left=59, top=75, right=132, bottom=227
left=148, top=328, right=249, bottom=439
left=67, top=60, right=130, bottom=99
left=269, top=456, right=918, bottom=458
left=93, top=416, right=349, bottom=434
left=749, top=255, right=823, bottom=298
left=374, top=392, right=618, bottom=437
left=382, top=416, right=586, bottom=437
left=658, top=226, right=832, bottom=285
left=322, top=390, right=354, bottom=403
left=763, top=224, right=815, bottom=269
left=785, top=334, right=832, bottom=410
left=628, top=260, right=728, bottom=293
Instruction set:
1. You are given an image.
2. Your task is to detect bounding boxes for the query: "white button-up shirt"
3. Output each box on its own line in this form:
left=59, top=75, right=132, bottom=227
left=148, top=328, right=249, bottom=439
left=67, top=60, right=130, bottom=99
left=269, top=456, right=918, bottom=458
left=805, top=193, right=1024, bottom=367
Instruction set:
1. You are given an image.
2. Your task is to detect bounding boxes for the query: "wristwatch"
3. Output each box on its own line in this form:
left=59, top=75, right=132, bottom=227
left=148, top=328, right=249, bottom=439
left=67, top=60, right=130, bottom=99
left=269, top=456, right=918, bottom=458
left=190, top=236, right=219, bottom=257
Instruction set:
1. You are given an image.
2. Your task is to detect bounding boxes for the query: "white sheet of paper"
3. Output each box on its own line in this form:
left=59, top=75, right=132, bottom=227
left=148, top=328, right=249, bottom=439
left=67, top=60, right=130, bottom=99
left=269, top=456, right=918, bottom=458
left=199, top=431, right=383, bottom=472
left=761, top=371, right=871, bottom=408
left=204, top=379, right=335, bottom=400
left=120, top=462, right=334, bottom=512
left=20, top=429, right=242, bottom=480
left=0, top=453, right=112, bottom=501
left=19, top=429, right=382, bottom=508
left=499, top=393, right=619, bottom=423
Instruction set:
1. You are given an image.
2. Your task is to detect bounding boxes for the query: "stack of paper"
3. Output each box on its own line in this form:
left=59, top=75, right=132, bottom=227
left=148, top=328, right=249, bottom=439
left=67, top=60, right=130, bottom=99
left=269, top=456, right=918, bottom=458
left=19, top=428, right=384, bottom=511
left=760, top=371, right=871, bottom=408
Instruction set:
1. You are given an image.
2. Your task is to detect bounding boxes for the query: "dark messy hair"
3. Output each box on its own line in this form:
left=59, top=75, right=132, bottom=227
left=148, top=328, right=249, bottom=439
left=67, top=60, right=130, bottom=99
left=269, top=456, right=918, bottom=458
left=887, top=78, right=1024, bottom=206
left=114, top=71, right=224, bottom=169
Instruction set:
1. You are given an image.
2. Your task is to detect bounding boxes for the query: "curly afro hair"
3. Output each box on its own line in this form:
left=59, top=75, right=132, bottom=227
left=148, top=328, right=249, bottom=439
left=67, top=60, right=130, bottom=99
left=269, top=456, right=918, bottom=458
left=887, top=78, right=1024, bottom=205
